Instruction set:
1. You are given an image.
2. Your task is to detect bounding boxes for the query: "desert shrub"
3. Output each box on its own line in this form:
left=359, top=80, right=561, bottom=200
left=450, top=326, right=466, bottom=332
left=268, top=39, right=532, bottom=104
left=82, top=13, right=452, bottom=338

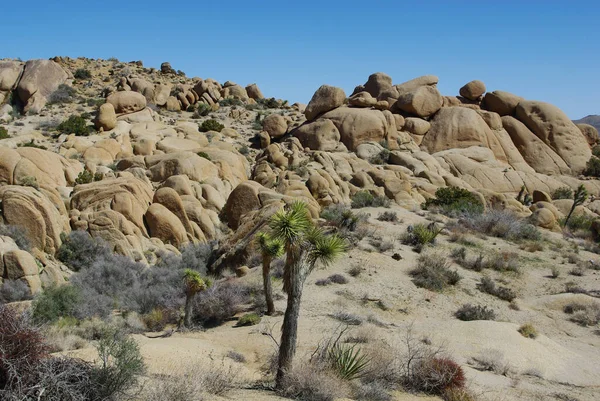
left=352, top=381, right=392, bottom=401
left=321, top=204, right=364, bottom=232
left=410, top=251, right=461, bottom=291
left=455, top=304, right=496, bottom=321
left=199, top=119, right=224, bottom=132
left=0, top=280, right=32, bottom=303
left=154, top=243, right=212, bottom=276
left=0, top=224, right=31, bottom=250
left=219, top=98, right=244, bottom=107
left=423, top=187, right=484, bottom=216
left=56, top=115, right=91, bottom=136
left=550, top=266, right=561, bottom=278
left=460, top=209, right=541, bottom=242
left=327, top=343, right=370, bottom=380
left=347, top=265, right=363, bottom=277
left=478, top=276, right=516, bottom=301
left=238, top=145, right=250, bottom=155
left=327, top=273, right=349, bottom=284
left=401, top=223, right=442, bottom=251
left=57, top=230, right=111, bottom=272
left=192, top=280, right=251, bottom=326
left=73, top=68, right=92, bottom=80
left=407, top=357, right=466, bottom=395
left=518, top=323, right=538, bottom=339
left=278, top=362, right=350, bottom=401
left=48, top=84, right=77, bottom=104
left=552, top=187, right=573, bottom=200
left=31, top=285, right=81, bottom=324
left=74, top=169, right=103, bottom=185
left=561, top=213, right=595, bottom=232
left=236, top=312, right=261, bottom=327
left=564, top=302, right=600, bottom=326
left=569, top=266, right=586, bottom=276
left=369, top=237, right=394, bottom=252
left=18, top=139, right=47, bottom=149
left=485, top=251, right=520, bottom=273
left=0, top=126, right=9, bottom=139
left=193, top=102, right=212, bottom=118
left=20, top=175, right=39, bottom=189
left=471, top=349, right=510, bottom=376
left=330, top=311, right=364, bottom=326
left=141, top=308, right=170, bottom=332
left=369, top=148, right=390, bottom=165
left=226, top=350, right=246, bottom=363
left=351, top=191, right=390, bottom=208
left=377, top=211, right=398, bottom=222
left=584, top=156, right=600, bottom=177
left=197, top=151, right=211, bottom=160
left=450, top=247, right=467, bottom=263
left=316, top=278, right=332, bottom=286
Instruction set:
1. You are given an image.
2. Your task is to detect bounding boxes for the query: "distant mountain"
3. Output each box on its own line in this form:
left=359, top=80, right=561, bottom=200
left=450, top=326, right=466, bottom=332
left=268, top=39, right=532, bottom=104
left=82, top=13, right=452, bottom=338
left=573, top=115, right=600, bottom=132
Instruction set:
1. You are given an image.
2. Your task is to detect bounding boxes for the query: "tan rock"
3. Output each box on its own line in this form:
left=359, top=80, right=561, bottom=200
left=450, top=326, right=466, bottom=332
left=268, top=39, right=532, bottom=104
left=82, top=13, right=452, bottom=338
left=293, top=119, right=341, bottom=151
left=403, top=118, right=430, bottom=136
left=17, top=59, right=69, bottom=114
left=482, top=90, right=524, bottom=116
left=395, top=75, right=439, bottom=95
left=459, top=80, right=486, bottom=101
left=245, top=83, right=264, bottom=100
left=262, top=114, right=288, bottom=139
left=320, top=107, right=395, bottom=151
left=107, top=91, right=147, bottom=114
left=165, top=96, right=181, bottom=111
left=576, top=123, right=599, bottom=147
left=394, top=86, right=443, bottom=117
left=305, top=85, right=346, bottom=121
left=145, top=203, right=188, bottom=247
left=154, top=83, right=172, bottom=106
left=258, top=131, right=270, bottom=149
left=96, top=103, right=117, bottom=131
left=223, top=181, right=262, bottom=229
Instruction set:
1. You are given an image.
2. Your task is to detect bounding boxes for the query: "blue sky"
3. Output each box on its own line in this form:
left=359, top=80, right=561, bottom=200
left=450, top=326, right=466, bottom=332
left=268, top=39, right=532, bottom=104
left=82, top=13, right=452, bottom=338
left=3, top=1, right=598, bottom=118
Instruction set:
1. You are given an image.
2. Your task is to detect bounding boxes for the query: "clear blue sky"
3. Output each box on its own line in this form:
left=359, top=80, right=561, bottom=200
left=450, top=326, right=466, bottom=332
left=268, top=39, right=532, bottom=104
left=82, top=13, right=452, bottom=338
left=3, top=1, right=598, bottom=118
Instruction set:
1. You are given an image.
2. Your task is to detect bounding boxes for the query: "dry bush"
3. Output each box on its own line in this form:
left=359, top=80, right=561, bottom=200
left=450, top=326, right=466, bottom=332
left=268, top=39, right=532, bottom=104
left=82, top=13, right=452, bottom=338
left=518, top=323, right=538, bottom=339
left=471, top=349, right=511, bottom=376
left=330, top=311, right=363, bottom=326
left=193, top=279, right=253, bottom=326
left=569, top=266, right=586, bottom=277
left=44, top=326, right=88, bottom=353
left=564, top=302, right=600, bottom=326
left=455, top=304, right=496, bottom=321
left=411, top=251, right=461, bottom=291
left=485, top=251, right=520, bottom=274
left=328, top=273, right=349, bottom=284
left=477, top=276, right=516, bottom=302
left=278, top=361, right=350, bottom=401
left=459, top=209, right=541, bottom=242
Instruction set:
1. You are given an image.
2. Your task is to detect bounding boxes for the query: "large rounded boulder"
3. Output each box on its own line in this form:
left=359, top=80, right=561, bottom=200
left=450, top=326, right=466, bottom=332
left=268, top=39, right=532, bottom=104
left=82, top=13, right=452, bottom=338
left=394, top=85, right=443, bottom=117
left=107, top=91, right=147, bottom=114
left=304, top=85, right=346, bottom=121
left=17, top=59, right=70, bottom=114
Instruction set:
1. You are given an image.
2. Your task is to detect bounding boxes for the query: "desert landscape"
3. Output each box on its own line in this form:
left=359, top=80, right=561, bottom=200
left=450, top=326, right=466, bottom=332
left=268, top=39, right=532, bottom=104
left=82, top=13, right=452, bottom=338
left=0, top=18, right=599, bottom=401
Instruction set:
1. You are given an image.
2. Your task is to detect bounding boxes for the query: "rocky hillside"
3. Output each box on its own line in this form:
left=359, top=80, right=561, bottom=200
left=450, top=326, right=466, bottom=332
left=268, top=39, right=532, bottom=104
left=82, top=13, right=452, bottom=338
left=574, top=114, right=600, bottom=133
left=1, top=57, right=600, bottom=401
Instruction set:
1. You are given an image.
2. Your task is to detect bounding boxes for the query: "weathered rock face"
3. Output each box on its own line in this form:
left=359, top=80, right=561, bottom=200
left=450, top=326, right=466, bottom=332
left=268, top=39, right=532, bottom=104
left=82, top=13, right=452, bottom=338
left=355, top=72, right=398, bottom=101
left=245, top=83, right=264, bottom=100
left=577, top=123, right=599, bottom=146
left=293, top=119, right=342, bottom=151
left=305, top=85, right=346, bottom=121
left=107, top=91, right=147, bottom=114
left=0, top=61, right=24, bottom=104
left=502, top=116, right=571, bottom=175
left=421, top=107, right=507, bottom=163
left=262, top=114, right=288, bottom=139
left=394, top=85, right=443, bottom=117
left=395, top=75, right=439, bottom=95
left=96, top=103, right=117, bottom=131
left=17, top=59, right=70, bottom=114
left=459, top=80, right=486, bottom=101
left=482, top=90, right=523, bottom=116
left=516, top=101, right=591, bottom=174
left=320, top=107, right=396, bottom=151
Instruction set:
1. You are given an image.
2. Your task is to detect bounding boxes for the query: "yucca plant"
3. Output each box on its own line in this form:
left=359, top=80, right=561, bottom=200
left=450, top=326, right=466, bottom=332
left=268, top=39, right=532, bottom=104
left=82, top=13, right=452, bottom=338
left=328, top=343, right=370, bottom=380
left=271, top=201, right=346, bottom=389
left=563, top=184, right=588, bottom=228
left=402, top=223, right=442, bottom=250
left=256, top=232, right=284, bottom=315
left=182, top=269, right=208, bottom=328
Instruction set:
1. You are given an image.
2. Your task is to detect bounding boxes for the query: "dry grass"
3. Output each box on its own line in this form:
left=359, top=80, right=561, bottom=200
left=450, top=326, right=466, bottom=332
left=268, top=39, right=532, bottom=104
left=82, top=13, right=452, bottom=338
left=471, top=349, right=511, bottom=376
left=278, top=361, right=350, bottom=401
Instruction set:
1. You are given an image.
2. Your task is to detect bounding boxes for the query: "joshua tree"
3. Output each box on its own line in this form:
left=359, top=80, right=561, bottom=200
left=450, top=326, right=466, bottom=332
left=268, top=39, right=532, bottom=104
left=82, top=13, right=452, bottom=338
left=269, top=201, right=346, bottom=389
left=182, top=269, right=207, bottom=328
left=256, top=232, right=283, bottom=316
left=564, top=184, right=588, bottom=228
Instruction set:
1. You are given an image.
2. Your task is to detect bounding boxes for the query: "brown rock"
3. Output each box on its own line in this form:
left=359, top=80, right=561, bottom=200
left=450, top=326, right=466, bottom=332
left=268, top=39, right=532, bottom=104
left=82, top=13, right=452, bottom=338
left=394, top=86, right=443, bottom=117
left=305, top=85, right=346, bottom=121
left=107, top=91, right=147, bottom=114
left=459, top=80, right=486, bottom=101
left=576, top=123, right=599, bottom=147
left=17, top=59, right=69, bottom=114
left=245, top=83, right=264, bottom=100
left=223, top=181, right=262, bottom=229
left=96, top=103, right=117, bottom=131
left=532, top=190, right=552, bottom=203
left=145, top=203, right=188, bottom=247
left=262, top=114, right=288, bottom=139
left=395, top=75, right=439, bottom=95
left=482, top=90, right=524, bottom=116
left=293, top=119, right=341, bottom=151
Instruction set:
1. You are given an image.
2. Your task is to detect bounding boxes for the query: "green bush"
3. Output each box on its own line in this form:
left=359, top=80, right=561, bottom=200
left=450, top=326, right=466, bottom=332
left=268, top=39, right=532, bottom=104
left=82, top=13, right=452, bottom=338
left=592, top=145, right=600, bottom=158
left=455, top=304, right=496, bottom=321
left=32, top=285, right=81, bottom=324
left=75, top=170, right=103, bottom=185
left=477, top=276, right=516, bottom=302
left=377, top=211, right=398, bottom=222
left=423, top=187, right=484, bottom=216
left=401, top=223, right=442, bottom=250
left=236, top=312, right=261, bottom=327
left=219, top=98, right=244, bottom=107
left=18, top=139, right=47, bottom=149
left=199, top=119, right=224, bottom=132
left=20, top=176, right=39, bottom=190
left=410, top=251, right=461, bottom=292
left=197, top=151, right=211, bottom=160
left=57, top=115, right=91, bottom=136
left=560, top=214, right=595, bottom=231
left=73, top=68, right=92, bottom=80
left=321, top=205, right=364, bottom=232
left=584, top=156, right=600, bottom=177
left=328, top=343, right=369, bottom=380
left=351, top=191, right=390, bottom=208
left=48, top=84, right=77, bottom=104
left=0, top=126, right=9, bottom=139
left=552, top=187, right=573, bottom=200
left=193, top=102, right=212, bottom=118
left=518, top=323, right=538, bottom=339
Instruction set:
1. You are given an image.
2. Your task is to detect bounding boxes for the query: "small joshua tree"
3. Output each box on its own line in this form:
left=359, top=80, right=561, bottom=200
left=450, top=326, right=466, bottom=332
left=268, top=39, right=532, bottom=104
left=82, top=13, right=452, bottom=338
left=564, top=184, right=588, bottom=228
left=183, top=269, right=207, bottom=328
left=256, top=232, right=284, bottom=316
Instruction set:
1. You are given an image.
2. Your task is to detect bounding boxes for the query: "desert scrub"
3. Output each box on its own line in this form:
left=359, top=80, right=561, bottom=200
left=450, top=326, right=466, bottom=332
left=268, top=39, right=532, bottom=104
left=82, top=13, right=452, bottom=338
left=193, top=102, right=212, bottom=117
left=320, top=204, right=366, bottom=234
left=18, top=139, right=47, bottom=149
left=584, top=156, right=600, bottom=177
left=31, top=285, right=81, bottom=324
left=477, top=276, right=516, bottom=302
left=563, top=302, right=600, bottom=326
left=422, top=186, right=484, bottom=216
left=199, top=118, right=224, bottom=132
left=518, top=323, right=538, bottom=339
left=401, top=223, right=442, bottom=251
left=377, top=211, right=398, bottom=222
left=20, top=176, right=39, bottom=190
left=73, top=68, right=92, bottom=80
left=0, top=224, right=31, bottom=250
left=552, top=186, right=573, bottom=200
left=455, top=304, right=496, bottom=321
left=48, top=83, right=77, bottom=104
left=57, top=114, right=92, bottom=136
left=197, top=151, right=211, bottom=160
left=75, top=169, right=103, bottom=185
left=236, top=312, right=261, bottom=327
left=460, top=209, right=541, bottom=242
left=0, top=279, right=33, bottom=303
left=351, top=190, right=390, bottom=208
left=410, top=251, right=461, bottom=291
left=0, top=126, right=9, bottom=139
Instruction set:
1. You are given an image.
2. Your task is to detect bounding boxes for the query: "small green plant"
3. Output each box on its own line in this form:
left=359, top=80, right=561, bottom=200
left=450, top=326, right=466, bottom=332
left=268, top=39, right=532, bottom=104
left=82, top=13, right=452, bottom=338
left=193, top=102, right=212, bottom=118
left=32, top=285, right=81, bottom=324
left=236, top=312, right=261, bottom=327
left=238, top=145, right=250, bottom=155
left=48, top=84, right=77, bottom=104
left=219, top=98, right=244, bottom=107
left=74, top=68, right=92, bottom=80
left=477, top=276, right=516, bottom=302
left=377, top=211, right=398, bottom=222
left=197, top=151, right=211, bottom=161
left=18, top=139, right=47, bottom=149
left=410, top=251, right=461, bottom=291
left=0, top=126, right=9, bottom=139
left=321, top=205, right=363, bottom=232
left=563, top=184, right=588, bottom=228
left=20, top=176, right=39, bottom=190
left=328, top=343, right=369, bottom=380
left=423, top=187, right=484, bottom=216
left=455, top=304, right=496, bottom=321
left=351, top=191, right=390, bottom=208
left=552, top=187, right=573, bottom=200
left=401, top=223, right=442, bottom=250
left=75, top=170, right=103, bottom=185
left=518, top=323, right=538, bottom=339
left=584, top=157, right=600, bottom=177
left=199, top=119, right=224, bottom=132
left=57, top=115, right=91, bottom=136
left=369, top=148, right=390, bottom=165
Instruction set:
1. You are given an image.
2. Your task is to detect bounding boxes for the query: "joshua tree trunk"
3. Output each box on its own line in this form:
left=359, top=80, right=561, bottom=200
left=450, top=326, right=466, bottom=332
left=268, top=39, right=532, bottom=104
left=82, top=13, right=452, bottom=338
left=183, top=294, right=194, bottom=328
left=263, top=256, right=275, bottom=315
left=275, top=273, right=303, bottom=389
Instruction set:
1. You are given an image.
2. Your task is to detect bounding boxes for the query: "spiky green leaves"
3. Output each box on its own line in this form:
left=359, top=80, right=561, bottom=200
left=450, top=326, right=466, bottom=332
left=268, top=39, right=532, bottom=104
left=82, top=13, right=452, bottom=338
left=183, top=269, right=207, bottom=296
left=269, top=201, right=312, bottom=245
left=257, top=232, right=284, bottom=258
left=328, top=343, right=370, bottom=380
left=305, top=227, right=346, bottom=267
